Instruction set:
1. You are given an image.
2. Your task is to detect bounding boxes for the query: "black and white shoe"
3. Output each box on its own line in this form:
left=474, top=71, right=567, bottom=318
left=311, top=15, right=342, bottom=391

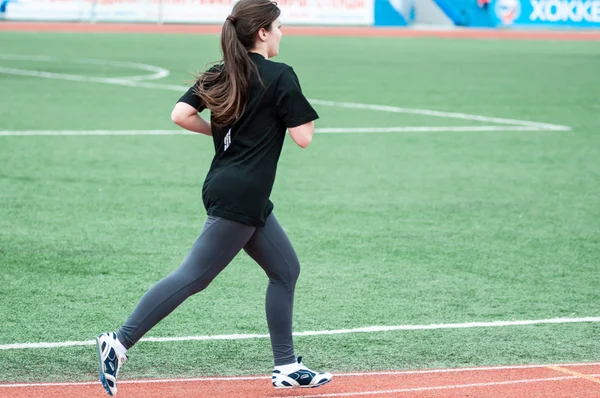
left=272, top=357, right=332, bottom=389
left=95, top=332, right=128, bottom=396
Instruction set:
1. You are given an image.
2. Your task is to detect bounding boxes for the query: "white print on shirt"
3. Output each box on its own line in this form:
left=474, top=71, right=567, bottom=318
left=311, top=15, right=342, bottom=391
left=224, top=129, right=232, bottom=151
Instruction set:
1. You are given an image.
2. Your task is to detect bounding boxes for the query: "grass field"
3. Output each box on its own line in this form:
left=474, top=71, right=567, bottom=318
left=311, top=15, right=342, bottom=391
left=0, top=31, right=599, bottom=384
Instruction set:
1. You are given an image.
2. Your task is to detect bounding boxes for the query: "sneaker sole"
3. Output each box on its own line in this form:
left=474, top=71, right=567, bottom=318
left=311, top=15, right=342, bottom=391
left=274, top=378, right=332, bottom=389
left=95, top=337, right=114, bottom=396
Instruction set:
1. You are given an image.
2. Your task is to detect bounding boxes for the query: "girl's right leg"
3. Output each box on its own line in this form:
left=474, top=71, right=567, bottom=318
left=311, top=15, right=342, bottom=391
left=116, top=216, right=256, bottom=348
left=96, top=216, right=255, bottom=396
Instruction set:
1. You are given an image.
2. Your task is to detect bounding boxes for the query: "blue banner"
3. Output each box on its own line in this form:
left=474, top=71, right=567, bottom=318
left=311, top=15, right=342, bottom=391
left=492, top=0, right=600, bottom=27
left=374, top=0, right=415, bottom=26
left=0, top=0, right=14, bottom=19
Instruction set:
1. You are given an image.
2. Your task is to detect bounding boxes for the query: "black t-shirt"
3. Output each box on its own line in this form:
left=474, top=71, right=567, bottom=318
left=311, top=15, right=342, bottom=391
left=178, top=52, right=318, bottom=227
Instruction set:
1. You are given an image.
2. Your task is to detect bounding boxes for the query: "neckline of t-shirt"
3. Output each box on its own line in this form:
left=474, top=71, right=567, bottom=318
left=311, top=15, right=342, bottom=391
left=248, top=51, right=266, bottom=61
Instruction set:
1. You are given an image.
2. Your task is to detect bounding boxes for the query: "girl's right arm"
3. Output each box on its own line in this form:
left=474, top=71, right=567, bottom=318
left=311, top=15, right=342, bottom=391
left=171, top=102, right=212, bottom=136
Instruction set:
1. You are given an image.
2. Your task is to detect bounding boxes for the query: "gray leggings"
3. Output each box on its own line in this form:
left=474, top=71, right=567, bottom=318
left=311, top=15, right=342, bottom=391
left=116, top=213, right=300, bottom=366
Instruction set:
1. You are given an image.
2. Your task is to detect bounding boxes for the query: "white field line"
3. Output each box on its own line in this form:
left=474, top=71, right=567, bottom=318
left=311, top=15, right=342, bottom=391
left=308, top=99, right=571, bottom=131
left=0, top=67, right=180, bottom=88
left=0, top=54, right=169, bottom=81
left=0, top=130, right=192, bottom=136
left=1, top=317, right=598, bottom=351
left=0, top=57, right=571, bottom=131
left=1, top=365, right=599, bottom=389
left=70, top=58, right=170, bottom=81
left=311, top=126, right=560, bottom=133
left=0, top=125, right=566, bottom=136
left=0, top=62, right=183, bottom=88
left=275, top=374, right=600, bottom=398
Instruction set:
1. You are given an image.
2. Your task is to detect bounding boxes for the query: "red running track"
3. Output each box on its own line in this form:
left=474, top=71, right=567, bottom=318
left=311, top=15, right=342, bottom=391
left=1, top=22, right=600, bottom=40
left=1, top=362, right=600, bottom=397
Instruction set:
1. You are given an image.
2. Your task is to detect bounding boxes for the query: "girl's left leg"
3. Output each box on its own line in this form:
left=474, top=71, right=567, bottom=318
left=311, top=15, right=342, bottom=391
left=243, top=213, right=300, bottom=366
left=243, top=213, right=332, bottom=389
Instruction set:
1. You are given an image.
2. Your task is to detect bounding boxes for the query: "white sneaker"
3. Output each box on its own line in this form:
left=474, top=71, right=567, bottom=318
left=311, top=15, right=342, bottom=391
left=95, top=332, right=128, bottom=396
left=272, top=357, right=332, bottom=388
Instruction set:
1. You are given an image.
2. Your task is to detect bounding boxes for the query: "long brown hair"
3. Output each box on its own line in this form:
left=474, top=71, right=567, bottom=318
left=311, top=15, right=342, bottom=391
left=195, top=0, right=280, bottom=128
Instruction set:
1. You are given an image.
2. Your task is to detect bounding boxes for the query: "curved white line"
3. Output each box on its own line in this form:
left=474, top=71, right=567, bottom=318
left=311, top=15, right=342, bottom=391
left=0, top=53, right=170, bottom=81
left=0, top=67, right=176, bottom=88
left=73, top=58, right=170, bottom=81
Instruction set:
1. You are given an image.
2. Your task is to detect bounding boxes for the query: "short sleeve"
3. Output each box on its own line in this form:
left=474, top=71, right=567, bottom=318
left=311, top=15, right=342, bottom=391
left=275, top=68, right=319, bottom=128
left=177, top=82, right=206, bottom=112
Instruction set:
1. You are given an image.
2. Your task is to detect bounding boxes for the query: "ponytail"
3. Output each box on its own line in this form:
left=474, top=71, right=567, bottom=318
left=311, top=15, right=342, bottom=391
left=194, top=0, right=280, bottom=128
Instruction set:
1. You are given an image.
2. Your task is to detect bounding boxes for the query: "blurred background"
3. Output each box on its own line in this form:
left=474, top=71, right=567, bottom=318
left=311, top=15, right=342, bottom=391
left=1, top=0, right=599, bottom=390
left=1, top=0, right=599, bottom=29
